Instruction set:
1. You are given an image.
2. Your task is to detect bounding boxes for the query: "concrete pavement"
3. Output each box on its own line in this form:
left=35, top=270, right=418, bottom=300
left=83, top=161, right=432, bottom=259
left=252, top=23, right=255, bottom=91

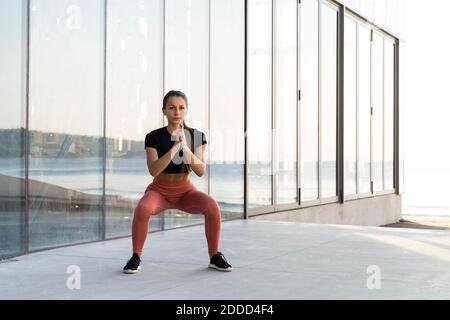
left=1, top=219, right=450, bottom=299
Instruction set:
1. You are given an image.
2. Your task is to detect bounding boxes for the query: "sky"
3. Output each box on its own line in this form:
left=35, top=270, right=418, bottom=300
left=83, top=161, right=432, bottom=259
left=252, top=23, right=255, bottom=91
left=403, top=0, right=450, bottom=162
left=401, top=0, right=450, bottom=214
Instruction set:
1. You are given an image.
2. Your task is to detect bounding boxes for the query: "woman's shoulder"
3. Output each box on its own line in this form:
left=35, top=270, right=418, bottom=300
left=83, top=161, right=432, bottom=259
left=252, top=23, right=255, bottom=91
left=146, top=126, right=205, bottom=137
left=146, top=127, right=165, bottom=137
left=144, top=127, right=166, bottom=146
left=191, top=128, right=207, bottom=144
left=191, top=127, right=206, bottom=134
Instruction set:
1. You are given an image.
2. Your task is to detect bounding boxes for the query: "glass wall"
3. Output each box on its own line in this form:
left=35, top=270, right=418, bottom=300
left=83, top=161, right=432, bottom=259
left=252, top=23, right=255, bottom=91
left=357, top=24, right=372, bottom=195
left=0, top=0, right=400, bottom=259
left=344, top=14, right=397, bottom=198
left=384, top=38, right=395, bottom=191
left=275, top=0, right=298, bottom=206
left=210, top=0, right=245, bottom=217
left=344, top=16, right=357, bottom=196
left=300, top=0, right=338, bottom=203
left=319, top=1, right=338, bottom=199
left=300, top=0, right=319, bottom=202
left=0, top=0, right=26, bottom=258
left=247, top=0, right=273, bottom=209
left=105, top=0, right=164, bottom=238
left=28, top=0, right=105, bottom=250
left=372, top=32, right=384, bottom=193
left=164, top=0, right=209, bottom=227
left=247, top=0, right=300, bottom=211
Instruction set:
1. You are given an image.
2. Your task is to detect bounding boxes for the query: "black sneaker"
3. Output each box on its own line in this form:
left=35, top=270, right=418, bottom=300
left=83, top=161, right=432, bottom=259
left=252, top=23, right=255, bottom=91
left=123, top=253, right=141, bottom=274
left=209, top=251, right=232, bottom=272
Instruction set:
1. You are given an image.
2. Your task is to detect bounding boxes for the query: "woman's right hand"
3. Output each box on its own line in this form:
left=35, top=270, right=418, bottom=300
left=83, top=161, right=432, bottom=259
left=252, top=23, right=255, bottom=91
left=178, top=126, right=189, bottom=150
left=171, top=124, right=185, bottom=155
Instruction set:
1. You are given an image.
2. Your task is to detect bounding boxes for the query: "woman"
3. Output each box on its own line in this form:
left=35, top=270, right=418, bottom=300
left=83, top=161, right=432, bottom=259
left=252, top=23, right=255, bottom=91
left=123, top=90, right=232, bottom=274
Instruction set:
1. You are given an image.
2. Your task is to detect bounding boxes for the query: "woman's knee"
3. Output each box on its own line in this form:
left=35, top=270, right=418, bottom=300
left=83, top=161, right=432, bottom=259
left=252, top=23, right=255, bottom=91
left=205, top=197, right=221, bottom=217
left=134, top=198, right=159, bottom=219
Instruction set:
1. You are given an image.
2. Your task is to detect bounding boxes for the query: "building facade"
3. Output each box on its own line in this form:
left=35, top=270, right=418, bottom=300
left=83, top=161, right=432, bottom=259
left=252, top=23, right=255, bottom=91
left=0, top=0, right=404, bottom=259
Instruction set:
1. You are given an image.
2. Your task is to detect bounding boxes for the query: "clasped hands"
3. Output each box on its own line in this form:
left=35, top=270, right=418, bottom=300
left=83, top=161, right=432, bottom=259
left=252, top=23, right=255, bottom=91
left=173, top=124, right=189, bottom=153
left=172, top=124, right=204, bottom=167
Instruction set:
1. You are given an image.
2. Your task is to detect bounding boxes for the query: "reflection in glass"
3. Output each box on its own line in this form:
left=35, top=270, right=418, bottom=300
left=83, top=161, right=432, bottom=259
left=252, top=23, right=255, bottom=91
left=300, top=0, right=319, bottom=201
left=105, top=0, right=164, bottom=238
left=384, top=40, right=395, bottom=190
left=0, top=0, right=26, bottom=258
left=210, top=0, right=245, bottom=217
left=372, top=33, right=384, bottom=192
left=275, top=0, right=297, bottom=205
left=248, top=0, right=273, bottom=209
left=358, top=25, right=371, bottom=194
left=344, top=16, right=357, bottom=196
left=28, top=0, right=104, bottom=250
left=164, top=0, right=209, bottom=227
left=320, top=3, right=338, bottom=198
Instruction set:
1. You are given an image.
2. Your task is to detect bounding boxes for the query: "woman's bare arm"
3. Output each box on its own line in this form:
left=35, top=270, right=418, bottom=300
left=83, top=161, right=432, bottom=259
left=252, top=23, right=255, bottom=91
left=146, top=142, right=182, bottom=177
left=183, top=144, right=206, bottom=177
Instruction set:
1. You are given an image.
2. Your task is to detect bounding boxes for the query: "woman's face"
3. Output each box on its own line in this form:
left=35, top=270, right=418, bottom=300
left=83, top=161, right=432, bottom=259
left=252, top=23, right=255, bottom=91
left=164, top=96, right=187, bottom=125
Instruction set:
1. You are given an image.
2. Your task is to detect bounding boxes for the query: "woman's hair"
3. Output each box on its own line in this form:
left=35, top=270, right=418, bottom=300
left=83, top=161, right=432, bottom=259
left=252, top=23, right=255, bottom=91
left=163, top=90, right=194, bottom=174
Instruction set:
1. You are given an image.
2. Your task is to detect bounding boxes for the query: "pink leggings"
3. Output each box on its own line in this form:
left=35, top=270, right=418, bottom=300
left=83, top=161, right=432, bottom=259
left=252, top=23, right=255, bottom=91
left=132, top=175, right=221, bottom=257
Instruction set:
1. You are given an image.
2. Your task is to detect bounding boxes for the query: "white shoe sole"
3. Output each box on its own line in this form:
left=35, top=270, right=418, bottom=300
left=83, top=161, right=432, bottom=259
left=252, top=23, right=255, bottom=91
left=123, top=266, right=141, bottom=274
left=208, top=264, right=233, bottom=272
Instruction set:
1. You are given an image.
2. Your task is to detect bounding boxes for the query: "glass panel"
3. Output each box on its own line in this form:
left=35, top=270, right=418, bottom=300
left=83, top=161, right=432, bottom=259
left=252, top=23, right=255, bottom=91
left=384, top=39, right=395, bottom=190
left=300, top=0, right=319, bottom=201
left=0, top=0, right=26, bottom=258
left=105, top=0, right=164, bottom=238
left=28, top=0, right=104, bottom=250
left=357, top=25, right=371, bottom=194
left=210, top=0, right=245, bottom=217
left=344, top=16, right=357, bottom=196
left=320, top=3, right=337, bottom=198
left=164, top=0, right=209, bottom=227
left=372, top=32, right=383, bottom=192
left=248, top=0, right=273, bottom=209
left=275, top=0, right=297, bottom=205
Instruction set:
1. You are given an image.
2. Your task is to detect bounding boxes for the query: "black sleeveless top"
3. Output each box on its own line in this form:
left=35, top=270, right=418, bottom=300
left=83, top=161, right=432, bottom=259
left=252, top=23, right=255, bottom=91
left=144, top=126, right=207, bottom=174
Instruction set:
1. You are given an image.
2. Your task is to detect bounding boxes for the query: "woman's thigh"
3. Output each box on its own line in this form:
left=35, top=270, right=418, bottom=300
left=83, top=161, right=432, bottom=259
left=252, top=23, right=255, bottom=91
left=136, top=189, right=171, bottom=216
left=173, top=188, right=219, bottom=214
